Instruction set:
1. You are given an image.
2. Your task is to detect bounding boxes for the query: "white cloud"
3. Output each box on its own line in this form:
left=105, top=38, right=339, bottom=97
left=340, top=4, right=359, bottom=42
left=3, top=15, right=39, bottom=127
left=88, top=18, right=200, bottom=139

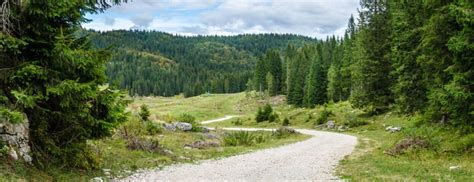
left=82, top=0, right=359, bottom=38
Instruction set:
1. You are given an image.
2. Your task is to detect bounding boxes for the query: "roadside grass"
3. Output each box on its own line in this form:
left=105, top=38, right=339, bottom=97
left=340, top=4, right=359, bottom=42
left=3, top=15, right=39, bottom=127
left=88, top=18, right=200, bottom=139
left=0, top=94, right=308, bottom=181
left=201, top=95, right=474, bottom=180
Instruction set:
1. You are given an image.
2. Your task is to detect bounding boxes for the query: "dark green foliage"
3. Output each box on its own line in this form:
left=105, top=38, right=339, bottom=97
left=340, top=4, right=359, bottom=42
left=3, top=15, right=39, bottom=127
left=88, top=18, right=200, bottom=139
left=287, top=47, right=311, bottom=106
left=350, top=0, right=393, bottom=114
left=144, top=121, right=162, bottom=135
left=255, top=104, right=274, bottom=122
left=91, top=31, right=315, bottom=97
left=304, top=44, right=328, bottom=107
left=282, top=118, right=290, bottom=126
left=316, top=108, right=333, bottom=125
left=139, top=104, right=150, bottom=121
left=342, top=113, right=368, bottom=127
left=1, top=0, right=128, bottom=169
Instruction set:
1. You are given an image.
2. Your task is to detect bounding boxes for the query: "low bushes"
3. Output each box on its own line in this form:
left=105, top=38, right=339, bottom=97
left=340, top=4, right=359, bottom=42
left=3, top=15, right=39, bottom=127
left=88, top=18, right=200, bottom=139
left=316, top=108, right=332, bottom=125
left=342, top=112, right=368, bottom=127
left=224, top=128, right=299, bottom=146
left=256, top=104, right=279, bottom=123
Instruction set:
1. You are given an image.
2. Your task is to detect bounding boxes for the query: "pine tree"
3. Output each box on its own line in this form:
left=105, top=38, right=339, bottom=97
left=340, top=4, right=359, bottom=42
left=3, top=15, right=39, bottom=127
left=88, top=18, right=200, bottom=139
left=2, top=0, right=128, bottom=168
left=390, top=1, right=427, bottom=113
left=254, top=56, right=267, bottom=92
left=266, top=72, right=276, bottom=96
left=350, top=0, right=393, bottom=114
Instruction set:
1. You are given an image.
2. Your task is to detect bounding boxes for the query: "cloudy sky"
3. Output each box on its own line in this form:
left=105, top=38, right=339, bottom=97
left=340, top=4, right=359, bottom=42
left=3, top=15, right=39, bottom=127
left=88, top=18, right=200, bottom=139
left=83, top=0, right=359, bottom=38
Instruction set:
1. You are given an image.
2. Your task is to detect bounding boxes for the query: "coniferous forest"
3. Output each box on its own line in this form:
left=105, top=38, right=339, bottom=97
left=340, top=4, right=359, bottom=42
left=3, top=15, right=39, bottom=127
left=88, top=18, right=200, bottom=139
left=252, top=1, right=472, bottom=130
left=90, top=31, right=315, bottom=97
left=1, top=0, right=472, bottom=180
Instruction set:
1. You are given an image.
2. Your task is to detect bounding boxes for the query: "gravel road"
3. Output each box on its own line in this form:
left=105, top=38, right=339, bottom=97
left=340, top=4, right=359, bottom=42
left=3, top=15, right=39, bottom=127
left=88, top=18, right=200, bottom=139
left=119, top=125, right=358, bottom=181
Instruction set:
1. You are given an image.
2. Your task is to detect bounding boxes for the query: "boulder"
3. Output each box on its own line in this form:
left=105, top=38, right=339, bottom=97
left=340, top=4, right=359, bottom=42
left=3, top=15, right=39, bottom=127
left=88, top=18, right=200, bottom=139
left=162, top=123, right=176, bottom=131
left=0, top=119, right=32, bottom=163
left=174, top=122, right=192, bottom=131
left=8, top=147, right=18, bottom=160
left=326, top=120, right=335, bottom=129
left=385, top=126, right=402, bottom=133
left=337, top=125, right=346, bottom=132
left=449, top=166, right=460, bottom=171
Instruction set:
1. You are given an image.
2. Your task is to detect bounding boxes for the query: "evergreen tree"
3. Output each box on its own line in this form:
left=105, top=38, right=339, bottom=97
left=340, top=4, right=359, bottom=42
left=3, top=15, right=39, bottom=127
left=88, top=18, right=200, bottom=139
left=1, top=0, right=128, bottom=168
left=254, top=56, right=267, bottom=92
left=351, top=0, right=393, bottom=114
left=266, top=72, right=276, bottom=96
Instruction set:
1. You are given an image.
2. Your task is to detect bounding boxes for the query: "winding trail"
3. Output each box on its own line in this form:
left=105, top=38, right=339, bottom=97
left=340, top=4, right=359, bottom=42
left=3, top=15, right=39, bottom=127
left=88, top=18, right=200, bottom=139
left=199, top=115, right=236, bottom=124
left=120, top=117, right=358, bottom=181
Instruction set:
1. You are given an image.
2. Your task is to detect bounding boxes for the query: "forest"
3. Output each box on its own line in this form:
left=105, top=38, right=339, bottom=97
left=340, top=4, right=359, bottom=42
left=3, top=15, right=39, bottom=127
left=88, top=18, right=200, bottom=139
left=252, top=1, right=472, bottom=130
left=0, top=0, right=472, bottom=180
left=90, top=31, right=315, bottom=97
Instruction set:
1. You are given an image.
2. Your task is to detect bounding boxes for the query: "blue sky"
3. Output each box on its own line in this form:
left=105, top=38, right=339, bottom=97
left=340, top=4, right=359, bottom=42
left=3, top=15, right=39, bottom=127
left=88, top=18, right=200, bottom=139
left=83, top=0, right=359, bottom=38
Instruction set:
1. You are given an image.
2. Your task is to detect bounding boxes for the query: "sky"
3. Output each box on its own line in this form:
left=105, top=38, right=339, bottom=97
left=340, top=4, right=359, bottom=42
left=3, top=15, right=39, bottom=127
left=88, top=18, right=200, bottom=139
left=82, top=0, right=359, bottom=38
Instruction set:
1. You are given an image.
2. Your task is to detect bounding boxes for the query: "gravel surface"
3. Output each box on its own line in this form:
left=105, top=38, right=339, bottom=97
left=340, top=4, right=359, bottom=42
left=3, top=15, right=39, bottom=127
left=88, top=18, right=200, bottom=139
left=118, top=126, right=357, bottom=181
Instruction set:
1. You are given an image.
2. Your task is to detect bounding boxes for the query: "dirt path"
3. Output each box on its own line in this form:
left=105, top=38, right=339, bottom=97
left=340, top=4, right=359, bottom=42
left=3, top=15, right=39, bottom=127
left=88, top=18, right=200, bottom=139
left=199, top=115, right=236, bottom=124
left=119, top=117, right=358, bottom=181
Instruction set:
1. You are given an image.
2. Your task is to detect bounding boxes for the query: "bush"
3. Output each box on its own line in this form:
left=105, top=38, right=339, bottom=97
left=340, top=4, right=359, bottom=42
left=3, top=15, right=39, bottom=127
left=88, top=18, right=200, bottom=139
left=268, top=113, right=279, bottom=122
left=177, top=113, right=202, bottom=132
left=254, top=132, right=270, bottom=144
left=342, top=113, right=368, bottom=127
left=224, top=131, right=256, bottom=146
left=231, top=118, right=243, bottom=125
left=273, top=127, right=298, bottom=138
left=145, top=121, right=162, bottom=135
left=0, top=141, right=7, bottom=157
left=126, top=136, right=163, bottom=152
left=316, top=108, right=332, bottom=125
left=139, top=104, right=151, bottom=121
left=282, top=117, right=290, bottom=126
left=177, top=113, right=196, bottom=123
left=255, top=104, right=275, bottom=122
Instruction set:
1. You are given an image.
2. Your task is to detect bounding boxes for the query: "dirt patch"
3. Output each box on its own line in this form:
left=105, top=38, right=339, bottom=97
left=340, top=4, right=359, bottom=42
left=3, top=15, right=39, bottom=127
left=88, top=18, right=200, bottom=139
left=385, top=138, right=428, bottom=156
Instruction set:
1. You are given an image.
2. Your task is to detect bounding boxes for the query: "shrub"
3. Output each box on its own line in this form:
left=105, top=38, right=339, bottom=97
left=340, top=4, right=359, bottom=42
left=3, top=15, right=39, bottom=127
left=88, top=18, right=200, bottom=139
left=385, top=138, right=429, bottom=156
left=254, top=132, right=270, bottom=144
left=342, top=113, right=368, bottom=127
left=268, top=113, right=279, bottom=122
left=0, top=141, right=7, bottom=157
left=231, top=118, right=243, bottom=125
left=255, top=107, right=265, bottom=123
left=255, top=104, right=274, bottom=122
left=224, top=131, right=256, bottom=146
left=451, top=133, right=474, bottom=153
left=139, top=104, right=151, bottom=121
left=177, top=113, right=202, bottom=132
left=126, top=136, right=163, bottom=152
left=282, top=117, right=290, bottom=126
left=177, top=113, right=196, bottom=123
left=316, top=108, right=332, bottom=125
left=273, top=127, right=298, bottom=138
left=145, top=121, right=162, bottom=135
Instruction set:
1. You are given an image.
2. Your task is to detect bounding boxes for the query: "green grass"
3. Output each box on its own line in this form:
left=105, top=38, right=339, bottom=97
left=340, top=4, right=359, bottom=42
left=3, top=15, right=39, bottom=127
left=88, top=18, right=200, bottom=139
left=201, top=95, right=474, bottom=180
left=0, top=93, right=308, bottom=181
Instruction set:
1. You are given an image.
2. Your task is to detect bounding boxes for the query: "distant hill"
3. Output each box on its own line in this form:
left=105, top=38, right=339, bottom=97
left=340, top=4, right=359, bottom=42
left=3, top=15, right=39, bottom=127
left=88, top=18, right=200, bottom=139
left=89, top=30, right=317, bottom=97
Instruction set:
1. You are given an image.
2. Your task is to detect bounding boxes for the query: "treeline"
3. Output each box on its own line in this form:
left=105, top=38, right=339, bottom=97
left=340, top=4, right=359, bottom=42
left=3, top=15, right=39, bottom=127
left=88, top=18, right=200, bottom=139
left=90, top=30, right=316, bottom=97
left=253, top=0, right=473, bottom=130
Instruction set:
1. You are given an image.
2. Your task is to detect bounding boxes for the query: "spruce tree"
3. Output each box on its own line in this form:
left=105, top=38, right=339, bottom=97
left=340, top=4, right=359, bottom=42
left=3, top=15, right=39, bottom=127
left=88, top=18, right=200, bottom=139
left=1, top=0, right=128, bottom=168
left=350, top=0, right=393, bottom=114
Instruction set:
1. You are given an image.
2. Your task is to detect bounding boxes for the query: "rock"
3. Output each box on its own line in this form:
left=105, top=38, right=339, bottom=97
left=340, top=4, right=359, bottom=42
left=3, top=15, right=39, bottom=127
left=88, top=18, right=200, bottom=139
left=162, top=123, right=176, bottom=131
left=178, top=156, right=190, bottom=160
left=204, top=133, right=220, bottom=139
left=163, top=149, right=174, bottom=155
left=174, top=122, right=192, bottom=131
left=185, top=141, right=220, bottom=149
left=184, top=146, right=192, bottom=150
left=326, top=120, right=335, bottom=129
left=8, top=147, right=18, bottom=160
left=385, top=126, right=402, bottom=133
left=91, top=177, right=103, bottom=182
left=449, top=166, right=460, bottom=171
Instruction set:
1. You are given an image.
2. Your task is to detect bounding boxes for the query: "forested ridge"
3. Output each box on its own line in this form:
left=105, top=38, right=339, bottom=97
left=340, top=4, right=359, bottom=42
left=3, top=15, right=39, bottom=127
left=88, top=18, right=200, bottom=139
left=90, top=30, right=316, bottom=97
left=253, top=0, right=473, bottom=130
